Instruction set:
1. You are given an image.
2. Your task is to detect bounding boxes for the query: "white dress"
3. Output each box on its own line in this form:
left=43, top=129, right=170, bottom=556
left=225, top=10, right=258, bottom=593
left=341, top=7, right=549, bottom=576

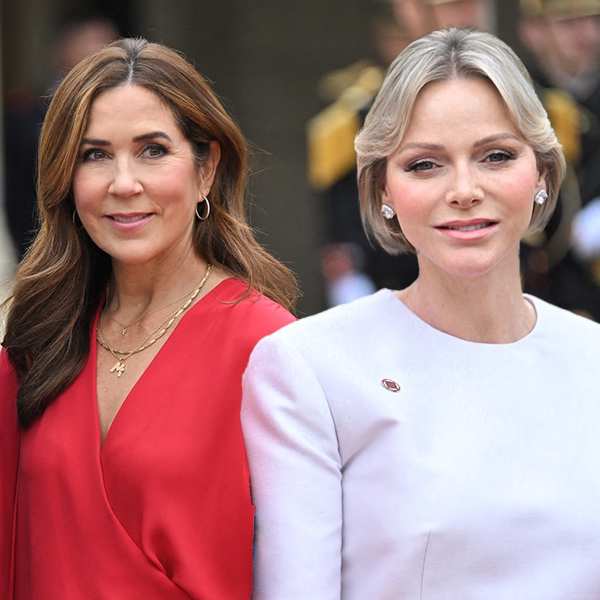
left=242, top=290, right=600, bottom=600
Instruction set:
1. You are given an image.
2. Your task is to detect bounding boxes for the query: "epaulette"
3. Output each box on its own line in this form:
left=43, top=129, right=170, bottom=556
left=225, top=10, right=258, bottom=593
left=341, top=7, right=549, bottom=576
left=307, top=64, right=384, bottom=190
left=317, top=60, right=373, bottom=103
left=543, top=88, right=581, bottom=164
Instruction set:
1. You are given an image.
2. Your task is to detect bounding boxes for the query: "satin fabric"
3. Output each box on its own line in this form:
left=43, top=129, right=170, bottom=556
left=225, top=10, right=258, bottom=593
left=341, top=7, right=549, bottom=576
left=6, top=279, right=293, bottom=599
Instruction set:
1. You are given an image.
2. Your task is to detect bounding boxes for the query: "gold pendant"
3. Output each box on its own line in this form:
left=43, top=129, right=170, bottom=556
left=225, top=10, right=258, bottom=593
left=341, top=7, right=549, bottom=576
left=120, top=328, right=128, bottom=336
left=110, top=360, right=126, bottom=377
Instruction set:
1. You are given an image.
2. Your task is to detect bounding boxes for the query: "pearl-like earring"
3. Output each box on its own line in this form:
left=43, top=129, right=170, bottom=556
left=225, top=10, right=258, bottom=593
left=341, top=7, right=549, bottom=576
left=381, top=203, right=395, bottom=220
left=534, top=190, right=548, bottom=206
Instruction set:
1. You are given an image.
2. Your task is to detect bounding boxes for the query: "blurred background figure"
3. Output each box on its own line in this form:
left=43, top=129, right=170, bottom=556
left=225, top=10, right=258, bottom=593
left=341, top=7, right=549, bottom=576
left=307, top=1, right=415, bottom=306
left=3, top=16, right=118, bottom=262
left=3, top=1, right=600, bottom=317
left=544, top=0, right=600, bottom=101
left=54, top=18, right=119, bottom=78
left=426, top=0, right=491, bottom=29
left=321, top=243, right=376, bottom=306
left=308, top=0, right=494, bottom=306
left=518, top=0, right=600, bottom=318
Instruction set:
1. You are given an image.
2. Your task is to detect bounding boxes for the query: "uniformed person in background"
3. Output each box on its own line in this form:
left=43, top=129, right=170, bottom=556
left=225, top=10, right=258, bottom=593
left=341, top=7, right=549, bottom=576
left=518, top=0, right=600, bottom=319
left=308, top=2, right=414, bottom=306
left=308, top=0, right=491, bottom=305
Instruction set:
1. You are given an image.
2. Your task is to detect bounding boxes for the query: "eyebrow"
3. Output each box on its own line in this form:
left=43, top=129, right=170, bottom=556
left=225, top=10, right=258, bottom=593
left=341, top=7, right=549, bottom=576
left=397, top=133, right=522, bottom=154
left=473, top=133, right=522, bottom=148
left=80, top=131, right=173, bottom=146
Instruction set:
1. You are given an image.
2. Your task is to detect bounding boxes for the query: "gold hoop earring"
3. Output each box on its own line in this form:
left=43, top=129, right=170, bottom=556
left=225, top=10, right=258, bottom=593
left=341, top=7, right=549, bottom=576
left=195, top=196, right=210, bottom=221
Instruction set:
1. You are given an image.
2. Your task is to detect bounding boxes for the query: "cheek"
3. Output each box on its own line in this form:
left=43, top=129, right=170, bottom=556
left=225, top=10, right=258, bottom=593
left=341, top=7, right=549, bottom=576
left=384, top=173, right=439, bottom=223
left=496, top=165, right=539, bottom=211
left=150, top=164, right=200, bottom=209
left=157, top=180, right=198, bottom=217
left=72, top=171, right=104, bottom=213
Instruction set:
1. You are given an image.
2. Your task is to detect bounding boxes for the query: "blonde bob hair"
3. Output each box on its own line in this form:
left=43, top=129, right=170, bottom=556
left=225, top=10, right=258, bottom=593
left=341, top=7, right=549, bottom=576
left=355, top=27, right=566, bottom=255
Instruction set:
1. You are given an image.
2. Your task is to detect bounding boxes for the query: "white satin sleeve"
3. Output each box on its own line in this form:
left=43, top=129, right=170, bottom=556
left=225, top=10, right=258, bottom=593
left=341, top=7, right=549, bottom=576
left=242, top=334, right=342, bottom=600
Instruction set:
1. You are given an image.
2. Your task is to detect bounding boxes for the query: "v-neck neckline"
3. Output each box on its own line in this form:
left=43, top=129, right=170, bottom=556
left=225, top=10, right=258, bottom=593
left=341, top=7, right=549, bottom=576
left=93, top=277, right=239, bottom=451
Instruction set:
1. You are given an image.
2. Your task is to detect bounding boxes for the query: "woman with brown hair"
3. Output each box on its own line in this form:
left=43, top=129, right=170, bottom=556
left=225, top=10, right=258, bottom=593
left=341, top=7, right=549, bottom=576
left=1, top=37, right=296, bottom=599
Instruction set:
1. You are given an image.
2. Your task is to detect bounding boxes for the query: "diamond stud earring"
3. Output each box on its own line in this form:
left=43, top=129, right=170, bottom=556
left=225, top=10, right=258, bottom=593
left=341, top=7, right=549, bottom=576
left=534, top=190, right=548, bottom=206
left=381, top=203, right=395, bottom=220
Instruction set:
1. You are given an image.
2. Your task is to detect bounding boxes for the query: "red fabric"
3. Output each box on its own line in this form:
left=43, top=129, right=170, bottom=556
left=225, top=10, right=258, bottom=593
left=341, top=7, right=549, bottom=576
left=0, top=351, right=19, bottom=599
left=9, top=279, right=294, bottom=599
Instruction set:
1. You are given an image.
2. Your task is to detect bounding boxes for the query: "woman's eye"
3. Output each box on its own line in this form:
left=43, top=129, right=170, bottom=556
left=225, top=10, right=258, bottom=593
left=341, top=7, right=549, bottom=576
left=484, top=151, right=513, bottom=163
left=407, top=160, right=438, bottom=172
left=82, top=149, right=107, bottom=162
left=142, top=144, right=167, bottom=158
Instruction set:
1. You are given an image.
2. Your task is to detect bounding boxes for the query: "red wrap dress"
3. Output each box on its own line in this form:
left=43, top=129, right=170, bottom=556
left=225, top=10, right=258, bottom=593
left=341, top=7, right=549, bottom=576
left=2, top=279, right=294, bottom=599
left=0, top=351, right=19, bottom=598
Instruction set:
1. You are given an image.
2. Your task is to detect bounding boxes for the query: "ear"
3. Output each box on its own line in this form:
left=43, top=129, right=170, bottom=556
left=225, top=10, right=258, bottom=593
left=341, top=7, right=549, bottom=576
left=536, top=164, right=547, bottom=191
left=198, top=141, right=221, bottom=196
left=381, top=175, right=390, bottom=203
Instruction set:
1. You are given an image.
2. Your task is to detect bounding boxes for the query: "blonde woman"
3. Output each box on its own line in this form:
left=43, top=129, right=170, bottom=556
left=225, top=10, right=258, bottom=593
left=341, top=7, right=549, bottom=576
left=243, top=28, right=600, bottom=599
left=1, top=38, right=296, bottom=599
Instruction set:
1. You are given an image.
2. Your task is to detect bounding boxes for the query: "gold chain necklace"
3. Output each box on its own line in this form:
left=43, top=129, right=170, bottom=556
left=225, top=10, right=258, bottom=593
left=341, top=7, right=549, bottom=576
left=106, top=284, right=205, bottom=337
left=97, top=264, right=212, bottom=377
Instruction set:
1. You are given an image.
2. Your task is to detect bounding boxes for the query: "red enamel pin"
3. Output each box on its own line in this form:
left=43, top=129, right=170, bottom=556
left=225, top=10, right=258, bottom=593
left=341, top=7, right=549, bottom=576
left=381, top=379, right=401, bottom=392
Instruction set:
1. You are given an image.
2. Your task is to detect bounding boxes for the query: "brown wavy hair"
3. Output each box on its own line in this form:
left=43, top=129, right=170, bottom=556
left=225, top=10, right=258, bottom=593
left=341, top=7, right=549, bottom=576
left=3, top=38, right=298, bottom=427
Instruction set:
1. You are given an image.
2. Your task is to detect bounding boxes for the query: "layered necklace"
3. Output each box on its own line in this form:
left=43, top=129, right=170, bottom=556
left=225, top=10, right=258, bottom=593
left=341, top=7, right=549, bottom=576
left=97, top=264, right=212, bottom=377
left=108, top=285, right=200, bottom=337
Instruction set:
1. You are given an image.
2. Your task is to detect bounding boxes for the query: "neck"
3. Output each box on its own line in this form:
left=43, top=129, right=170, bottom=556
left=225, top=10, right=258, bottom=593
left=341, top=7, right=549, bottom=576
left=108, top=245, right=210, bottom=318
left=399, top=253, right=535, bottom=344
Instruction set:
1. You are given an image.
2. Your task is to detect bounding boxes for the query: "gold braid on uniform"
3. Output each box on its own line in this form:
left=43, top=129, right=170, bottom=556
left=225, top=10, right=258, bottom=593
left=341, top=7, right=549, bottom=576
left=307, top=63, right=384, bottom=190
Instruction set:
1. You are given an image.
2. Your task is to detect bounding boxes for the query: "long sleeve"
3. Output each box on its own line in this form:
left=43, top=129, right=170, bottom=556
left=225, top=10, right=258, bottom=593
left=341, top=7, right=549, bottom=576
left=242, top=334, right=342, bottom=600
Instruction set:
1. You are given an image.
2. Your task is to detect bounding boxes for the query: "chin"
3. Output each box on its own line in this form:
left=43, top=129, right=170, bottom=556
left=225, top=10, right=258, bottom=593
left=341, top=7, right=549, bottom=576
left=99, top=242, right=164, bottom=267
left=424, top=250, right=510, bottom=281
left=110, top=254, right=160, bottom=267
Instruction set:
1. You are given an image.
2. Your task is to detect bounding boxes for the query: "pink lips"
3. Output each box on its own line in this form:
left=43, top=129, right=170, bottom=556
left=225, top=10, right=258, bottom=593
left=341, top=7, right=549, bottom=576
left=435, top=218, right=499, bottom=241
left=105, top=212, right=154, bottom=232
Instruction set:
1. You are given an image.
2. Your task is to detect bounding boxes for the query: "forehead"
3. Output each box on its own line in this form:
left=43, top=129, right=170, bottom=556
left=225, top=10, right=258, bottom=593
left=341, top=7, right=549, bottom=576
left=403, top=77, right=519, bottom=141
left=85, top=84, right=180, bottom=134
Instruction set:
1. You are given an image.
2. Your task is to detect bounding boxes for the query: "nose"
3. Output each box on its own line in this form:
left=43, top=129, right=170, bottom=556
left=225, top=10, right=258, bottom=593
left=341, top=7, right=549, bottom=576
left=108, top=157, right=143, bottom=198
left=445, top=163, right=483, bottom=209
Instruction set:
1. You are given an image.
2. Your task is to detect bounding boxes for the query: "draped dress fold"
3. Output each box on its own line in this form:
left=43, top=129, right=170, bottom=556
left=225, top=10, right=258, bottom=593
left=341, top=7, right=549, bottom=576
left=4, top=279, right=294, bottom=599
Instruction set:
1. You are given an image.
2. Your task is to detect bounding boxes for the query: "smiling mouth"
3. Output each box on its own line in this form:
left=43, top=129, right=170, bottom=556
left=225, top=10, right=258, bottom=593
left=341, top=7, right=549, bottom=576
left=108, top=214, right=153, bottom=223
left=436, top=220, right=498, bottom=232
left=444, top=222, right=494, bottom=232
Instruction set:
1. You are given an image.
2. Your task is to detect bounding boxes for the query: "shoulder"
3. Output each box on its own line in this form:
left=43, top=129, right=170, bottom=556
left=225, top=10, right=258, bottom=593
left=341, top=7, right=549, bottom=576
left=220, top=278, right=295, bottom=332
left=251, top=290, right=394, bottom=362
left=0, top=349, right=18, bottom=391
left=193, top=278, right=296, bottom=353
left=531, top=295, right=600, bottom=355
left=533, top=295, right=600, bottom=332
left=0, top=348, right=19, bottom=457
